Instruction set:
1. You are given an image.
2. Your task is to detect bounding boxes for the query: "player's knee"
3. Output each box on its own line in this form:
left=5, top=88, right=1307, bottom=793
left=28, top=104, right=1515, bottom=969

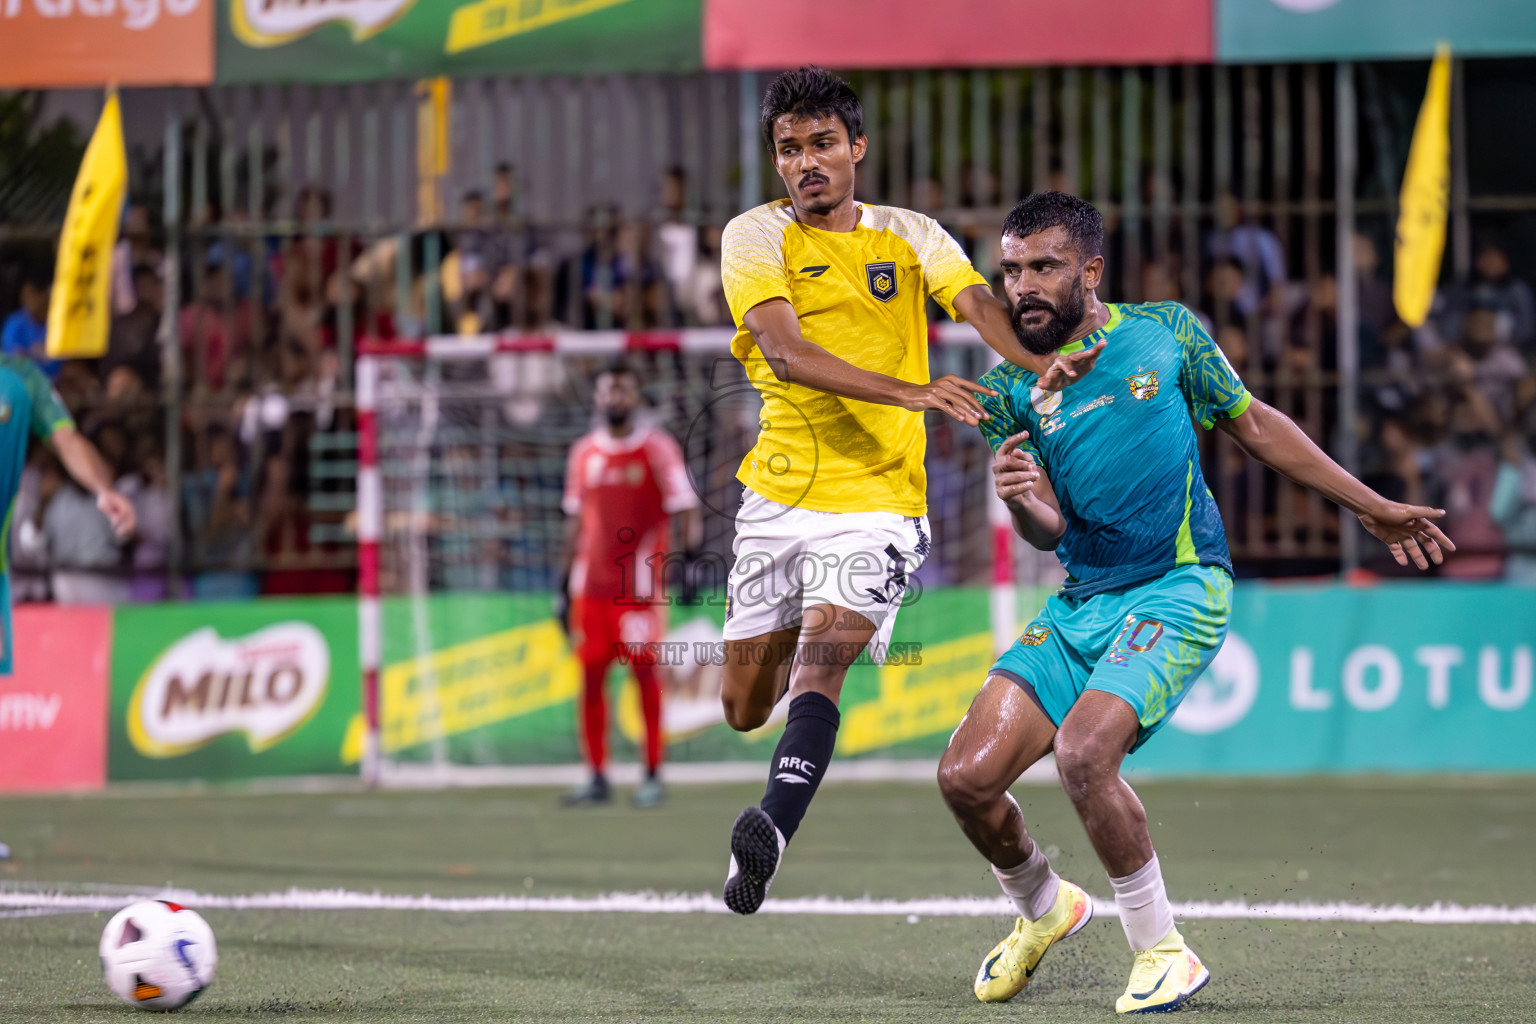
left=936, top=754, right=994, bottom=816
left=1054, top=731, right=1121, bottom=804
left=721, top=691, right=770, bottom=732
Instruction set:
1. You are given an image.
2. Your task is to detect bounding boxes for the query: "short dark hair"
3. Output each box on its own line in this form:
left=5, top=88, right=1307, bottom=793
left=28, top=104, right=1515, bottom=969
left=595, top=358, right=638, bottom=385
left=760, top=66, right=864, bottom=151
left=1001, top=192, right=1104, bottom=260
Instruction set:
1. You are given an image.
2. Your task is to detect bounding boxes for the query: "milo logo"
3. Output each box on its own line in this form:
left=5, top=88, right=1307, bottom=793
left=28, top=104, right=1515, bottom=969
left=127, top=623, right=330, bottom=758
left=230, top=0, right=415, bottom=46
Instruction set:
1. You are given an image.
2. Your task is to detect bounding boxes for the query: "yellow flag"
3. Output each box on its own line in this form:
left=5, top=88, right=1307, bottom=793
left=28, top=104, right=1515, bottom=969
left=1393, top=44, right=1452, bottom=329
left=47, top=89, right=128, bottom=360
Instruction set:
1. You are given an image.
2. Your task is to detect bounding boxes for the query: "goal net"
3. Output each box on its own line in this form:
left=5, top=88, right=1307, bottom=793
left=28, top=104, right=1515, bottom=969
left=353, top=329, right=1050, bottom=784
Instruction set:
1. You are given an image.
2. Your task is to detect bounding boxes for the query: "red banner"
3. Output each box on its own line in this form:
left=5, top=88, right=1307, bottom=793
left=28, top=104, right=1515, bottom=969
left=0, top=606, right=111, bottom=793
left=0, top=0, right=213, bottom=88
left=704, top=0, right=1212, bottom=69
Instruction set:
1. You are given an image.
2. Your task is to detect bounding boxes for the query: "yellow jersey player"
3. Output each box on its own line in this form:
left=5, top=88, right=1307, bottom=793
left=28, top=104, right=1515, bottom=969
left=716, top=66, right=1100, bottom=914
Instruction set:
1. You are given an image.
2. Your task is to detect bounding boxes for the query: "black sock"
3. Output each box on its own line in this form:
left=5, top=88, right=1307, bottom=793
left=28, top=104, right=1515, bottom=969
left=759, top=691, right=840, bottom=844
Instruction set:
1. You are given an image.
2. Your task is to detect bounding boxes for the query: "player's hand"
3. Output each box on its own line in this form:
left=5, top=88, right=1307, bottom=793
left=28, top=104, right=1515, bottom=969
left=97, top=489, right=135, bottom=538
left=1036, top=340, right=1106, bottom=393
left=901, top=374, right=996, bottom=426
left=993, top=432, right=1043, bottom=504
left=1358, top=502, right=1456, bottom=570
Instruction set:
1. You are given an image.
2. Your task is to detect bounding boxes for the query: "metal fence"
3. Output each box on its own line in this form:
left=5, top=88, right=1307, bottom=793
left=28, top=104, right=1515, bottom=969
left=5, top=58, right=1535, bottom=595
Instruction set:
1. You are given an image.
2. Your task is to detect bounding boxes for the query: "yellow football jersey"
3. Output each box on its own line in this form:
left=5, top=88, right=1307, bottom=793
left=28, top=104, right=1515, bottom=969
left=721, top=199, right=989, bottom=516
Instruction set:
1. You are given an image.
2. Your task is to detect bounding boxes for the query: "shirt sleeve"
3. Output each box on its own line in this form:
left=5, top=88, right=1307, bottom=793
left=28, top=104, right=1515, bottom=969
left=18, top=360, right=72, bottom=440
left=975, top=369, right=1043, bottom=464
left=720, top=210, right=791, bottom=326
left=645, top=430, right=699, bottom=514
left=908, top=214, right=990, bottom=321
left=1172, top=303, right=1252, bottom=429
left=561, top=439, right=587, bottom=516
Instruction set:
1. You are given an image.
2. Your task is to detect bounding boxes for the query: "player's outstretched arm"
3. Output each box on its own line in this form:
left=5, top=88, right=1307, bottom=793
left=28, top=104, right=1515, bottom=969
left=742, top=297, right=995, bottom=426
left=951, top=284, right=1105, bottom=390
left=49, top=424, right=134, bottom=538
left=1216, top=399, right=1455, bottom=570
left=993, top=431, right=1065, bottom=551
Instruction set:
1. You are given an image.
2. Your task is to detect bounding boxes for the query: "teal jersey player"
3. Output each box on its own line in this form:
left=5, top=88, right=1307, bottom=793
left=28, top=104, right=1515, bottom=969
left=940, top=193, right=1455, bottom=1017
left=977, top=301, right=1249, bottom=601
left=0, top=354, right=74, bottom=674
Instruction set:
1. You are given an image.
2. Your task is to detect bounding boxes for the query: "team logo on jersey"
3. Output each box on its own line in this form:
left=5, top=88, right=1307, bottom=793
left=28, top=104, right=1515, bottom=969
left=1030, top=386, right=1062, bottom=416
left=865, top=262, right=898, bottom=302
left=1019, top=624, right=1052, bottom=647
left=1126, top=369, right=1160, bottom=401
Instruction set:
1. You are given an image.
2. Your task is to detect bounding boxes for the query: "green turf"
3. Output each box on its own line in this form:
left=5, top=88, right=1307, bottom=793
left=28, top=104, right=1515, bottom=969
left=2, top=777, right=1534, bottom=1022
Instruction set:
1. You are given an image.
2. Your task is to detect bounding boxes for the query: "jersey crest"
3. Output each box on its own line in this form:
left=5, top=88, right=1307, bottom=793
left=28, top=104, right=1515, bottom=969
left=1019, top=623, right=1052, bottom=647
left=1029, top=386, right=1062, bottom=416
left=866, top=261, right=898, bottom=302
left=1125, top=369, right=1160, bottom=401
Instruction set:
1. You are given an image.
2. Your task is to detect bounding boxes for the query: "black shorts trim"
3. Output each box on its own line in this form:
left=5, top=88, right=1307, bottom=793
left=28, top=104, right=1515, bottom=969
left=988, top=667, right=1054, bottom=723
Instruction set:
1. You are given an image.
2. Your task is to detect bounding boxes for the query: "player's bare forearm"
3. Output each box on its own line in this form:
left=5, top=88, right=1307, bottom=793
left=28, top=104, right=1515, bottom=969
left=1217, top=400, right=1382, bottom=516
left=50, top=425, right=135, bottom=537
left=743, top=299, right=924, bottom=405
left=50, top=425, right=113, bottom=497
left=1218, top=398, right=1455, bottom=569
left=742, top=297, right=994, bottom=424
left=1008, top=495, right=1065, bottom=551
left=952, top=285, right=1106, bottom=390
left=993, top=431, right=1066, bottom=550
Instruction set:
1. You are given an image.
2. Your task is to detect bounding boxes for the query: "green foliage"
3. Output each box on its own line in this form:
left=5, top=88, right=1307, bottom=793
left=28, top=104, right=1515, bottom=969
left=0, top=91, right=85, bottom=226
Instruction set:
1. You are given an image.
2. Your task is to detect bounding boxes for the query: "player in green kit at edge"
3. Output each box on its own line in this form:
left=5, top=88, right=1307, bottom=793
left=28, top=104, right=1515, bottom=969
left=940, top=193, right=1454, bottom=1013
left=0, top=354, right=134, bottom=860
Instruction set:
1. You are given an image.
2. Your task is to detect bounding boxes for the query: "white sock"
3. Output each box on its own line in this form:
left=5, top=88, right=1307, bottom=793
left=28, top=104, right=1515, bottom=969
left=993, top=842, right=1060, bottom=921
left=1108, top=854, right=1175, bottom=951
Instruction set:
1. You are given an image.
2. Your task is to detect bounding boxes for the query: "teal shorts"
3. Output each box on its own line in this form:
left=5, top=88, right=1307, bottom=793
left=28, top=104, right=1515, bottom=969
left=990, top=564, right=1232, bottom=752
left=0, top=571, right=11, bottom=676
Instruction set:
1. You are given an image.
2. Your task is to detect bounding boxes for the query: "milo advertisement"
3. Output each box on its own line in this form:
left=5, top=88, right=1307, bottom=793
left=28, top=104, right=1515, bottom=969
left=109, top=598, right=360, bottom=781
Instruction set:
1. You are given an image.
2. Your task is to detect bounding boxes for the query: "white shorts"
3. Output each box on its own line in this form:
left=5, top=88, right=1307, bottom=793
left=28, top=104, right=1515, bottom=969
left=722, top=489, right=930, bottom=666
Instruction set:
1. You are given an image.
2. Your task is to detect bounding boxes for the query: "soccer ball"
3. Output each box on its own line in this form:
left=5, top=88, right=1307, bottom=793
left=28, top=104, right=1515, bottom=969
left=99, top=900, right=218, bottom=1011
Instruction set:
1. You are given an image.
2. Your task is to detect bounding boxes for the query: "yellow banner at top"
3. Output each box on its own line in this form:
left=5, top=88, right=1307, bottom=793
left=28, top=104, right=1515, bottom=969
left=47, top=90, right=127, bottom=360
left=445, top=0, right=633, bottom=54
left=1393, top=44, right=1453, bottom=329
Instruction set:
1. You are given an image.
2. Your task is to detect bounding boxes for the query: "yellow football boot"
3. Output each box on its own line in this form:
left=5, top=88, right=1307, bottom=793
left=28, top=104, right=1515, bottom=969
left=1114, top=927, right=1210, bottom=1014
left=973, top=879, right=1094, bottom=1002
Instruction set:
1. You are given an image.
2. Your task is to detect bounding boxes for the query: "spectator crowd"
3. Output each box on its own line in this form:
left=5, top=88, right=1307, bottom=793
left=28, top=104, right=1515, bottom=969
left=2, top=166, right=1535, bottom=600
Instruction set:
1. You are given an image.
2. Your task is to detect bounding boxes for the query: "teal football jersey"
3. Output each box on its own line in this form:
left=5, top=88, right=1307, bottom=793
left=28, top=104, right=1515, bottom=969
left=978, top=302, right=1250, bottom=599
left=0, top=354, right=73, bottom=573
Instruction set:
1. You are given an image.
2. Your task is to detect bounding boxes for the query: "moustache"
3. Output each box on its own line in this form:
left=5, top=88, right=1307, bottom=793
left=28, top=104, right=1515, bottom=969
left=799, top=174, right=829, bottom=189
left=1013, top=299, right=1059, bottom=318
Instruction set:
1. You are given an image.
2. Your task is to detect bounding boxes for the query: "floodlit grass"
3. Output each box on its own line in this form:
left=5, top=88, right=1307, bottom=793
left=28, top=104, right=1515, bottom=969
left=2, top=777, right=1533, bottom=1022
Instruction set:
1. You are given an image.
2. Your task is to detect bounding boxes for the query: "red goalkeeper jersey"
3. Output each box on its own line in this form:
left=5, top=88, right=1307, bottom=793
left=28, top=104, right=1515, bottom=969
left=563, top=423, right=697, bottom=601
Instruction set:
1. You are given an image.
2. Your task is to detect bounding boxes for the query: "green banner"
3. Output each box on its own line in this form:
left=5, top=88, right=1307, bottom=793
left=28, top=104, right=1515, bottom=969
left=1217, top=0, right=1536, bottom=61
left=217, top=0, right=701, bottom=83
left=109, top=597, right=360, bottom=781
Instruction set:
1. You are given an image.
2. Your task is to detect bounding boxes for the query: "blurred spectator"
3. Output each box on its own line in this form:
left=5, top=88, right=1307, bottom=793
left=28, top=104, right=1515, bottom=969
left=1438, top=240, right=1536, bottom=355
left=677, top=225, right=728, bottom=327
left=111, top=204, right=163, bottom=316
left=180, top=259, right=253, bottom=393
left=1207, top=194, right=1286, bottom=321
left=182, top=424, right=258, bottom=599
left=37, top=460, right=130, bottom=605
left=9, top=450, right=50, bottom=603
left=656, top=167, right=697, bottom=323
left=2, top=270, right=60, bottom=379
left=1492, top=427, right=1536, bottom=585
left=117, top=437, right=173, bottom=602
left=1457, top=305, right=1528, bottom=423
left=104, top=263, right=163, bottom=389
left=1430, top=349, right=1506, bottom=579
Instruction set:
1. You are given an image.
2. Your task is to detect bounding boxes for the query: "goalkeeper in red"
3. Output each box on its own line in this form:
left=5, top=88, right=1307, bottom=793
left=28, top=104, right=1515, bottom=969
left=559, top=362, right=701, bottom=809
left=941, top=192, right=1454, bottom=1013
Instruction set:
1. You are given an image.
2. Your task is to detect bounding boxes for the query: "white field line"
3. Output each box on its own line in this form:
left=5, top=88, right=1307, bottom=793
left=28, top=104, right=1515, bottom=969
left=0, top=888, right=1532, bottom=925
